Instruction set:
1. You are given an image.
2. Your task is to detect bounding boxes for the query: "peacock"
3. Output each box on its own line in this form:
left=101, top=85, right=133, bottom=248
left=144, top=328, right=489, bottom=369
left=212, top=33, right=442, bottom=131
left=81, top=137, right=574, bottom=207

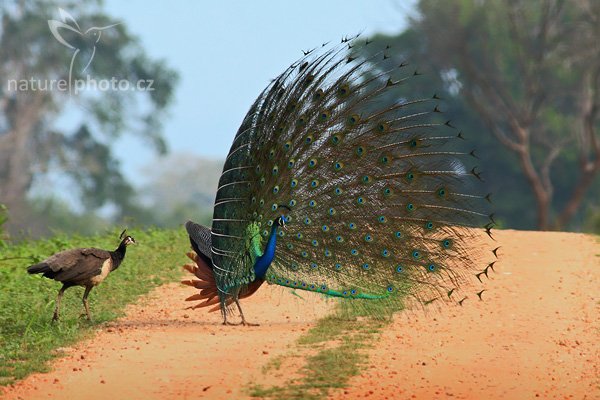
left=182, top=36, right=496, bottom=325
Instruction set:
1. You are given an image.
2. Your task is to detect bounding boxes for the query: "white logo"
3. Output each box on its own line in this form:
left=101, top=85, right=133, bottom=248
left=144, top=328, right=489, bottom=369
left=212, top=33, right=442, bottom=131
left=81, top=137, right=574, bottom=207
left=5, top=9, right=154, bottom=94
left=48, top=8, right=119, bottom=88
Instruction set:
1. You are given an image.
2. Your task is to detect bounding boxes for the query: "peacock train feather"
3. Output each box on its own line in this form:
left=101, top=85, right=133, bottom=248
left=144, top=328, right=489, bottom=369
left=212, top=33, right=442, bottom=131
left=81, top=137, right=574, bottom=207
left=182, top=36, right=496, bottom=325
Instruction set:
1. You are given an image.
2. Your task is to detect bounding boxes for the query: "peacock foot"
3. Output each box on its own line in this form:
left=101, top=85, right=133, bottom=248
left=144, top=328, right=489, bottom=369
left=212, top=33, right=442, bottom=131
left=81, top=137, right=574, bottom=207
left=223, top=318, right=259, bottom=326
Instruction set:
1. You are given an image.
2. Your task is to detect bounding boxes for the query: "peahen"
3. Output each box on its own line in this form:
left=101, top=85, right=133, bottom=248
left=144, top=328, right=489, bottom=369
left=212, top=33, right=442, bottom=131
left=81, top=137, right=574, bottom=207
left=27, top=230, right=136, bottom=321
left=182, top=36, right=496, bottom=325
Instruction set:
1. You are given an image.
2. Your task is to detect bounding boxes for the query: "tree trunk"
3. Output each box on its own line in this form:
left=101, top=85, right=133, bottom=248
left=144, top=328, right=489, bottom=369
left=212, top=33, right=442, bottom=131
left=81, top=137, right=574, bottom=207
left=0, top=92, right=46, bottom=215
left=515, top=142, right=551, bottom=230
left=555, top=66, right=600, bottom=229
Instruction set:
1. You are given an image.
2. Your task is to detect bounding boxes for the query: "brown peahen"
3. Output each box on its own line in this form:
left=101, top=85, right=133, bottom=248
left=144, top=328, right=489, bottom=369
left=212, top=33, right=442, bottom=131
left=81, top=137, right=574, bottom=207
left=27, top=230, right=136, bottom=321
left=182, top=36, right=496, bottom=325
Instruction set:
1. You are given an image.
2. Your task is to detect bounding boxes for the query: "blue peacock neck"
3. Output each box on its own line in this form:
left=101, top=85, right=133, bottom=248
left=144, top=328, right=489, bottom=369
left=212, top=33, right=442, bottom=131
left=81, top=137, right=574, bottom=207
left=252, top=223, right=279, bottom=279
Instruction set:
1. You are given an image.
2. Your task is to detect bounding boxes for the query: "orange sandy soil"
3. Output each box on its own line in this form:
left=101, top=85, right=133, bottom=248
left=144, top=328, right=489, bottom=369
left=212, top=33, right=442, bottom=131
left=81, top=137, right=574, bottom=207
left=2, top=230, right=599, bottom=400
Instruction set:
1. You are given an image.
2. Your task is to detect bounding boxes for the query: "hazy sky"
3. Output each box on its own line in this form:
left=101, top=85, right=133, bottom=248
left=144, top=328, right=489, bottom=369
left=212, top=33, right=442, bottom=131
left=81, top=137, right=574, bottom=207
left=99, top=1, right=417, bottom=182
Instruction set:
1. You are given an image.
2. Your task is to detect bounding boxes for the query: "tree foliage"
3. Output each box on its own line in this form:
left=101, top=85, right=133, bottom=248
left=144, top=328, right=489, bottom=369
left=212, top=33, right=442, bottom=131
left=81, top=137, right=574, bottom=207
left=137, top=153, right=222, bottom=227
left=412, top=0, right=600, bottom=230
left=0, top=0, right=178, bottom=233
left=0, top=203, right=7, bottom=245
left=367, top=0, right=600, bottom=230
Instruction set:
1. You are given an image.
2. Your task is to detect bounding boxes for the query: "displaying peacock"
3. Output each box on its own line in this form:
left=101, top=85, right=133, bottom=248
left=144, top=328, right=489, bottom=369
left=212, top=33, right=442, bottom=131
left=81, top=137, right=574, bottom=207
left=182, top=36, right=496, bottom=325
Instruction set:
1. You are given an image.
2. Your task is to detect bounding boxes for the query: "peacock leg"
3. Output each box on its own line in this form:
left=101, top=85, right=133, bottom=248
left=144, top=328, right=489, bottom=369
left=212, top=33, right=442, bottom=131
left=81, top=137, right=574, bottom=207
left=222, top=305, right=239, bottom=326
left=235, top=298, right=259, bottom=326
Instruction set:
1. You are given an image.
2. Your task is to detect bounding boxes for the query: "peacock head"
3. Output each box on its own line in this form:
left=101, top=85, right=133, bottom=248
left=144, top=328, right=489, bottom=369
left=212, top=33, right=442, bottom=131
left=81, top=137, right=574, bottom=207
left=119, top=229, right=137, bottom=246
left=275, top=205, right=291, bottom=229
left=274, top=215, right=287, bottom=229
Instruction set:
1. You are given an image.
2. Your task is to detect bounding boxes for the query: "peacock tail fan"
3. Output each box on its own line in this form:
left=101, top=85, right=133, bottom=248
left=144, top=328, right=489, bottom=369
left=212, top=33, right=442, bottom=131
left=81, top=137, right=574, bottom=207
left=211, top=36, right=495, bottom=317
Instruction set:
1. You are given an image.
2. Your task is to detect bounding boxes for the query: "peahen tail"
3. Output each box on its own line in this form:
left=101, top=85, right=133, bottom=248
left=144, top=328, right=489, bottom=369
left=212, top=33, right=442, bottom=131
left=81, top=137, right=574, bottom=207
left=194, top=36, right=496, bottom=317
left=27, top=262, right=52, bottom=276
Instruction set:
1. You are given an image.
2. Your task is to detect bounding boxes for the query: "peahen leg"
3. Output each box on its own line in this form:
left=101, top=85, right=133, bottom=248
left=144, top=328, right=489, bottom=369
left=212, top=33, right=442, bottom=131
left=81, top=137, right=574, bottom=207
left=81, top=285, right=93, bottom=321
left=52, top=284, right=67, bottom=322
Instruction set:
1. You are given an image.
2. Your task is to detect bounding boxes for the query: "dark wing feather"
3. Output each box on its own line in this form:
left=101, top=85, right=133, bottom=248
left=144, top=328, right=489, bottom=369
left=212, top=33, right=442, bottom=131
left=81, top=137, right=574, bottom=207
left=41, top=248, right=110, bottom=284
left=185, top=221, right=212, bottom=266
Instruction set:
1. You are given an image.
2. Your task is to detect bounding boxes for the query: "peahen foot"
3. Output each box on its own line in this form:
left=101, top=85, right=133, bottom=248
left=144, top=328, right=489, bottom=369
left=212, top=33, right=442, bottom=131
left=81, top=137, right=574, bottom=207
left=79, top=313, right=92, bottom=321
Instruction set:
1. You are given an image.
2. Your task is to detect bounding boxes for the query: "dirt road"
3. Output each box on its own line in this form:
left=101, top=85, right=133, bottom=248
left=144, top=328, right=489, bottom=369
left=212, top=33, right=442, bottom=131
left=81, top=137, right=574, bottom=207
left=2, top=230, right=599, bottom=399
left=332, top=230, right=600, bottom=399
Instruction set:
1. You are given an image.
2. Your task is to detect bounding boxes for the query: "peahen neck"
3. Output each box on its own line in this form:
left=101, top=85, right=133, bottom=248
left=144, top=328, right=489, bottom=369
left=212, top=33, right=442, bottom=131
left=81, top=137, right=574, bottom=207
left=252, top=223, right=279, bottom=279
left=109, top=240, right=128, bottom=271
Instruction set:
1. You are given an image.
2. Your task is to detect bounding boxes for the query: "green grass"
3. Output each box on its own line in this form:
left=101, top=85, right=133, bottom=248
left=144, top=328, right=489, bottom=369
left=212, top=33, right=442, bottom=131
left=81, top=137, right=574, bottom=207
left=0, top=227, right=187, bottom=386
left=0, top=227, right=403, bottom=394
left=248, top=299, right=398, bottom=399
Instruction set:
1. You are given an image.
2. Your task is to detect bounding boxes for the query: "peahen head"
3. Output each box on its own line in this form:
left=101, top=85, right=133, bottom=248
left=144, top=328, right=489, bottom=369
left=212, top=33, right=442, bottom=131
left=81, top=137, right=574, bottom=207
left=118, top=229, right=136, bottom=246
left=122, top=236, right=136, bottom=246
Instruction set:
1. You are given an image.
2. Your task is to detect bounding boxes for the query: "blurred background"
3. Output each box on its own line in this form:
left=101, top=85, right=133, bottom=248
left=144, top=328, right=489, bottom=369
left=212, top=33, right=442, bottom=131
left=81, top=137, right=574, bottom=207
left=0, top=0, right=598, bottom=239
